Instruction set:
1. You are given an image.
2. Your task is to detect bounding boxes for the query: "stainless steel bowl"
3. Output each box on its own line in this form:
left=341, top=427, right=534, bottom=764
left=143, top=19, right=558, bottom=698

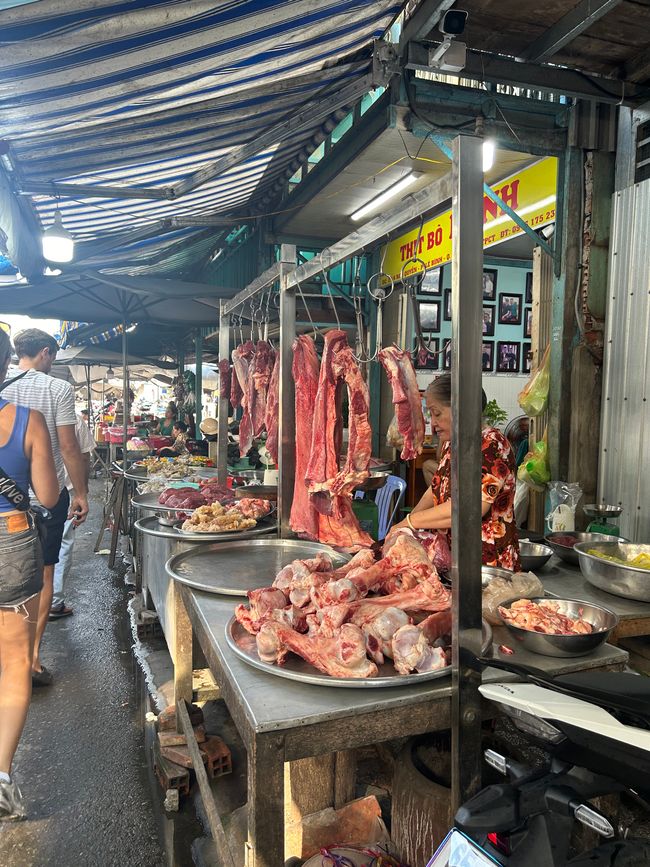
left=481, top=566, right=513, bottom=587
left=544, top=531, right=628, bottom=567
left=497, top=597, right=619, bottom=658
left=519, top=541, right=553, bottom=572
left=575, top=542, right=650, bottom=602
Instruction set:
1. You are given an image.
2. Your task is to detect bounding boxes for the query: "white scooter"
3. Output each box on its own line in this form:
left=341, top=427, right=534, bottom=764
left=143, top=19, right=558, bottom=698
left=428, top=658, right=650, bottom=866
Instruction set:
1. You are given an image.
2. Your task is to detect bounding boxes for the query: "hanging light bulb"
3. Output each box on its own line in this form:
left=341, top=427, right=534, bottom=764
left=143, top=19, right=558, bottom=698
left=482, top=140, right=495, bottom=173
left=105, top=366, right=115, bottom=382
left=42, top=209, right=74, bottom=263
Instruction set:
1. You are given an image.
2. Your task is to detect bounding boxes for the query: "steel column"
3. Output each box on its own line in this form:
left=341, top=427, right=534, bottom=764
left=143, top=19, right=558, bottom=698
left=450, top=135, right=484, bottom=810
left=217, top=303, right=231, bottom=486
left=194, top=332, right=203, bottom=434
left=277, top=244, right=297, bottom=538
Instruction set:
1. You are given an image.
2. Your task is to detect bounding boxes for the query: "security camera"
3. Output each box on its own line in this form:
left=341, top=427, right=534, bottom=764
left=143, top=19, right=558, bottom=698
left=439, top=9, right=468, bottom=36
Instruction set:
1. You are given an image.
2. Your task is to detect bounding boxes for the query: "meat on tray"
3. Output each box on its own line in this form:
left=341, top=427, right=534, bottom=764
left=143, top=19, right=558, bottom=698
left=158, top=487, right=206, bottom=509
left=234, top=534, right=452, bottom=679
left=499, top=599, right=593, bottom=635
left=182, top=503, right=256, bottom=533
left=378, top=346, right=425, bottom=461
left=231, top=498, right=272, bottom=520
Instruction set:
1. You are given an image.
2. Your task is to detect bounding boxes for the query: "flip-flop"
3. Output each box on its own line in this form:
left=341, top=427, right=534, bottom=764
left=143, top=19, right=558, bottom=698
left=49, top=604, right=73, bottom=620
left=32, top=666, right=53, bottom=687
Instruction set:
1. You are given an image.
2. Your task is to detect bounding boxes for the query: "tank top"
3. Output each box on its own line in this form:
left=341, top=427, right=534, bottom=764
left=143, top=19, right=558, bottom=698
left=0, top=398, right=30, bottom=513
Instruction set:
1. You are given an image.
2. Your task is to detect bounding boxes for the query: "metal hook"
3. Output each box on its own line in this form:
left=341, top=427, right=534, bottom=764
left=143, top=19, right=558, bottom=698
left=322, top=269, right=341, bottom=330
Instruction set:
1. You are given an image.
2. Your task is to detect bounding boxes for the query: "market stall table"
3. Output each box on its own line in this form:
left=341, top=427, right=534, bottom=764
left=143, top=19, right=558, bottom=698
left=173, top=584, right=628, bottom=867
left=540, top=555, right=650, bottom=642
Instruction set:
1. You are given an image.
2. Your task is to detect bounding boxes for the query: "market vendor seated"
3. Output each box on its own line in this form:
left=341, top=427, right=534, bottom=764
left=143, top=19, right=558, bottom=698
left=158, top=403, right=177, bottom=437
left=393, top=373, right=520, bottom=571
left=158, top=421, right=189, bottom=457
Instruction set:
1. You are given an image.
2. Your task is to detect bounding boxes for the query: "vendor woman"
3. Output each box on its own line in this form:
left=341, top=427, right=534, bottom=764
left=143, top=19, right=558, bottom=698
left=394, top=373, right=520, bottom=571
left=158, top=403, right=177, bottom=437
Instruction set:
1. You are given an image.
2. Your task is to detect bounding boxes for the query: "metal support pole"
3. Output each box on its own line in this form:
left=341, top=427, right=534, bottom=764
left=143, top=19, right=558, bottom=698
left=277, top=244, right=297, bottom=538
left=217, top=303, right=231, bottom=486
left=122, top=321, right=129, bottom=473
left=450, top=135, right=484, bottom=810
left=194, top=332, right=203, bottom=434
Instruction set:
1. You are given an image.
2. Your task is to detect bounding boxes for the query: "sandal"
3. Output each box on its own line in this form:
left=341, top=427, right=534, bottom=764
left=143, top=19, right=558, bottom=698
left=49, top=604, right=73, bottom=620
left=32, top=666, right=53, bottom=687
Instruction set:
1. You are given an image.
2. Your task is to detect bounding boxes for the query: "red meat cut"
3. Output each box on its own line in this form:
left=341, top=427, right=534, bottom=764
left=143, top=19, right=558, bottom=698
left=249, top=340, right=275, bottom=438
left=378, top=345, right=425, bottom=460
left=218, top=359, right=231, bottom=404
left=232, top=341, right=256, bottom=456
left=265, top=352, right=280, bottom=464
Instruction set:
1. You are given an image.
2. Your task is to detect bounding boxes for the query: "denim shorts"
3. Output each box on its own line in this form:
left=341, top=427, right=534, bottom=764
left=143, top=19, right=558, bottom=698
left=0, top=513, right=44, bottom=608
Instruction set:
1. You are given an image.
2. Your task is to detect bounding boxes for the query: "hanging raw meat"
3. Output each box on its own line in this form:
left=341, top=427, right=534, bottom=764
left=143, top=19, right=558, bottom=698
left=232, top=341, right=255, bottom=453
left=218, top=359, right=231, bottom=406
left=305, top=330, right=371, bottom=516
left=249, top=340, right=275, bottom=438
left=289, top=334, right=372, bottom=551
left=264, top=352, right=280, bottom=465
left=378, top=345, right=425, bottom=460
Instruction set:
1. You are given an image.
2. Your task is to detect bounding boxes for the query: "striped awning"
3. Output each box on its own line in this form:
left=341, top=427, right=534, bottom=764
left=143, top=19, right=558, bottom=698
left=0, top=0, right=401, bottom=276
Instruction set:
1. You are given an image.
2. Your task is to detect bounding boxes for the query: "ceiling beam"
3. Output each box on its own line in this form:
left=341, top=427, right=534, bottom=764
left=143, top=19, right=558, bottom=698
left=16, top=181, right=169, bottom=200
left=623, top=45, right=650, bottom=84
left=170, top=73, right=378, bottom=198
left=405, top=42, right=650, bottom=105
left=520, top=0, right=623, bottom=63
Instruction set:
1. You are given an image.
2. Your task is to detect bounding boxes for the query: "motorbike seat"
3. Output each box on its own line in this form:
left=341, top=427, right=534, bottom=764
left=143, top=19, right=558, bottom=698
left=553, top=671, right=650, bottom=721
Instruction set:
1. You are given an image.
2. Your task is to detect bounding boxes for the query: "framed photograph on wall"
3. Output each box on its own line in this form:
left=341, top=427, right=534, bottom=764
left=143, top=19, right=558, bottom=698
left=414, top=337, right=439, bottom=370
left=482, top=341, right=494, bottom=372
left=498, top=293, right=523, bottom=325
left=496, top=341, right=521, bottom=373
left=444, top=288, right=452, bottom=320
left=418, top=300, right=440, bottom=332
left=482, top=305, right=495, bottom=337
left=420, top=267, right=442, bottom=295
left=523, top=342, right=532, bottom=374
left=525, top=271, right=533, bottom=304
left=442, top=339, right=452, bottom=370
left=524, top=307, right=533, bottom=339
left=483, top=269, right=498, bottom=301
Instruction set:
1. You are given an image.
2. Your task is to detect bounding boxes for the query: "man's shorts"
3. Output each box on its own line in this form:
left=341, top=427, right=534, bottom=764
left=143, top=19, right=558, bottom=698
left=41, top=488, right=70, bottom=567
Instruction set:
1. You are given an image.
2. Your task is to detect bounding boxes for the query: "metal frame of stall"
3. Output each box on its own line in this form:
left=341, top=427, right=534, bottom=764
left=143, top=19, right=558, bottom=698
left=211, top=134, right=484, bottom=808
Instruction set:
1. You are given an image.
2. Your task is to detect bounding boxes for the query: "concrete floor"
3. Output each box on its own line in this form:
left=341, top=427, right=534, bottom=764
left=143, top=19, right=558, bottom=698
left=0, top=479, right=165, bottom=866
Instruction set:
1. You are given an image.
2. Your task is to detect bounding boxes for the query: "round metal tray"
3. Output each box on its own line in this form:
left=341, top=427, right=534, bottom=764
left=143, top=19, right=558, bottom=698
left=135, top=517, right=277, bottom=542
left=165, top=538, right=350, bottom=596
left=225, top=617, right=452, bottom=688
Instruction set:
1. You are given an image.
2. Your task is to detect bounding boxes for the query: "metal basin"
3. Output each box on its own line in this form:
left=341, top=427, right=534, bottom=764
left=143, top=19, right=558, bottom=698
left=575, top=542, right=650, bottom=602
left=481, top=566, right=513, bottom=587
left=545, top=531, right=628, bottom=567
left=497, top=597, right=619, bottom=658
left=519, top=541, right=553, bottom=572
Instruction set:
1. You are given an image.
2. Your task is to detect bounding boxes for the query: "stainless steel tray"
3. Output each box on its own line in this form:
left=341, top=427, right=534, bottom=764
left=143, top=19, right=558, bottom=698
left=225, top=617, right=451, bottom=688
left=165, top=539, right=350, bottom=596
left=135, top=516, right=277, bottom=542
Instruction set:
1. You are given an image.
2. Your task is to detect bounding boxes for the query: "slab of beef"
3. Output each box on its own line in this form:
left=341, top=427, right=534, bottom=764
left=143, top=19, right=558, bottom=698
left=305, top=330, right=371, bottom=515
left=218, top=359, right=231, bottom=404
left=378, top=345, right=425, bottom=460
left=289, top=335, right=372, bottom=551
left=264, top=352, right=280, bottom=464
left=158, top=487, right=206, bottom=509
left=249, top=340, right=275, bottom=438
left=232, top=340, right=255, bottom=455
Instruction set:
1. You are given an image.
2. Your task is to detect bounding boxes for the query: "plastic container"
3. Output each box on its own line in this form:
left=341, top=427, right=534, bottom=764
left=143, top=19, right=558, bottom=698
left=148, top=435, right=173, bottom=450
left=107, top=426, right=137, bottom=443
left=351, top=498, right=379, bottom=541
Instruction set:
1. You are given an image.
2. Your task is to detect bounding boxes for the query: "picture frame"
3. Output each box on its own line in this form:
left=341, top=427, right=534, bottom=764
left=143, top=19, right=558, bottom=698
left=444, top=288, right=452, bottom=321
left=523, top=342, right=532, bottom=374
left=483, top=269, right=498, bottom=301
left=418, top=300, right=440, bottom=332
left=524, top=307, right=533, bottom=339
left=414, top=336, right=440, bottom=370
left=525, top=271, right=533, bottom=304
left=496, top=341, right=521, bottom=373
left=498, top=292, right=523, bottom=325
left=419, top=266, right=442, bottom=295
left=442, top=339, right=452, bottom=370
left=482, top=341, right=494, bottom=372
left=482, top=305, right=495, bottom=337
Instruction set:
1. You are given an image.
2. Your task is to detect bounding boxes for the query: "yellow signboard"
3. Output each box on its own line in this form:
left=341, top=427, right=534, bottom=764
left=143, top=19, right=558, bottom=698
left=381, top=157, right=558, bottom=281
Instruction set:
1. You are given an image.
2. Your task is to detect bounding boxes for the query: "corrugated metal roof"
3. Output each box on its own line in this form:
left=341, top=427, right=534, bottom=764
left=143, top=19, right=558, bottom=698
left=0, top=0, right=401, bottom=276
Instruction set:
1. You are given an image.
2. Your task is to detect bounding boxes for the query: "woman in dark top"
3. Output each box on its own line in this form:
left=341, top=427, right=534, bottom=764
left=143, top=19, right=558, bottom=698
left=0, top=330, right=58, bottom=820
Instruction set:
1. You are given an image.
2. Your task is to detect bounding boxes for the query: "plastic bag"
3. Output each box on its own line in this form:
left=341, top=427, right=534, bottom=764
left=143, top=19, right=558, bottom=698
left=517, top=435, right=550, bottom=492
left=386, top=414, right=404, bottom=450
left=546, top=481, right=582, bottom=533
left=482, top=571, right=544, bottom=626
left=518, top=345, right=550, bottom=417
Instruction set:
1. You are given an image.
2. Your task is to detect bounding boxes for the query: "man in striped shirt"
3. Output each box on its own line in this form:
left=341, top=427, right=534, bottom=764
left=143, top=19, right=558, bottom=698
left=3, top=329, right=89, bottom=687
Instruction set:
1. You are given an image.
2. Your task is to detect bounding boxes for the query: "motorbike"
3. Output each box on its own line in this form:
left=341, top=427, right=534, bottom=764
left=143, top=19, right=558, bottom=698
left=428, top=656, right=650, bottom=866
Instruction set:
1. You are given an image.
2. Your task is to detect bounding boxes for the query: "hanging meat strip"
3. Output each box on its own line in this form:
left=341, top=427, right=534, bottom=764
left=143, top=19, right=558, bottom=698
left=232, top=340, right=255, bottom=456
left=249, top=340, right=275, bottom=438
left=264, top=352, right=280, bottom=465
left=378, top=345, right=425, bottom=460
left=218, top=359, right=231, bottom=407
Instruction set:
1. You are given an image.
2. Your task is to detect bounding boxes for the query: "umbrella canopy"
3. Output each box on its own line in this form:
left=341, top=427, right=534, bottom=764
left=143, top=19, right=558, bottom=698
left=54, top=345, right=176, bottom=370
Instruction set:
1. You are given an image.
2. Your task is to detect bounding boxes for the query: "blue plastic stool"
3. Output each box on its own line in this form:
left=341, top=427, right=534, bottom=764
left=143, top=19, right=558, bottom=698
left=375, top=475, right=407, bottom=540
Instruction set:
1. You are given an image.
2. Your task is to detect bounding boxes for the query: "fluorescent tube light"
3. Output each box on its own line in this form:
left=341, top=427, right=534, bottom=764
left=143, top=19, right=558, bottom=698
left=351, top=173, right=421, bottom=222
